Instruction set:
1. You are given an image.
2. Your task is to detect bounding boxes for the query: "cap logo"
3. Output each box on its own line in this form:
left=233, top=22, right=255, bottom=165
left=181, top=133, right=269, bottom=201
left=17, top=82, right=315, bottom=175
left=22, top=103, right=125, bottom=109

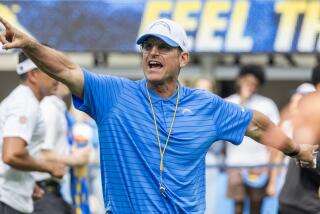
left=149, top=20, right=171, bottom=34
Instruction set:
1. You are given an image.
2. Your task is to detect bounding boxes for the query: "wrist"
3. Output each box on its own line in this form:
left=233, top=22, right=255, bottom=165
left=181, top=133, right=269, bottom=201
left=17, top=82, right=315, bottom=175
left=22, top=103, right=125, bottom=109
left=283, top=144, right=301, bottom=157
left=40, top=161, right=52, bottom=174
left=23, top=38, right=38, bottom=50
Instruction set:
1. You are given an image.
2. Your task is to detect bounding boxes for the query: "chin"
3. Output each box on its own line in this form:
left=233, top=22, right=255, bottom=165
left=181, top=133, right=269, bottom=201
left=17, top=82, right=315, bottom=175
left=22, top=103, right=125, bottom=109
left=145, top=73, right=163, bottom=83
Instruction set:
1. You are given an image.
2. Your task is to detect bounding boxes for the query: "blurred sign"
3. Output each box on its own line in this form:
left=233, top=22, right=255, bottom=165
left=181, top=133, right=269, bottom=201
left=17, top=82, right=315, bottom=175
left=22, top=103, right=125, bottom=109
left=0, top=0, right=320, bottom=53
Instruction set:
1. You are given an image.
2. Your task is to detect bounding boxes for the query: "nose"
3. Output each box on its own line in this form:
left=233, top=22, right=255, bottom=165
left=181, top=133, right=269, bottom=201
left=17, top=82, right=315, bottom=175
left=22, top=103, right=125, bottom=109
left=149, top=45, right=160, bottom=55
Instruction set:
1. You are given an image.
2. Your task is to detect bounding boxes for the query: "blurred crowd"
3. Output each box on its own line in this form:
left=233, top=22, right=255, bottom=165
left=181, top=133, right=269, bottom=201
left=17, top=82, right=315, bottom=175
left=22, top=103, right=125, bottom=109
left=0, top=51, right=319, bottom=214
left=0, top=52, right=104, bottom=214
left=187, top=64, right=320, bottom=214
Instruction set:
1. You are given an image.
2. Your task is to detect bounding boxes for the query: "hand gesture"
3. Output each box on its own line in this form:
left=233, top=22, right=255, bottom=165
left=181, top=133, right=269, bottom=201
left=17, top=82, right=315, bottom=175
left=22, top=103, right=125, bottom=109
left=295, top=144, right=318, bottom=168
left=0, top=16, right=33, bottom=49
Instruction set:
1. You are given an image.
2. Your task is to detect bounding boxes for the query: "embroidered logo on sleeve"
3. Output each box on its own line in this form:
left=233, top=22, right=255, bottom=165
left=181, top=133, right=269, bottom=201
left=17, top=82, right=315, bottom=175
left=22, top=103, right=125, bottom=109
left=19, top=116, right=27, bottom=124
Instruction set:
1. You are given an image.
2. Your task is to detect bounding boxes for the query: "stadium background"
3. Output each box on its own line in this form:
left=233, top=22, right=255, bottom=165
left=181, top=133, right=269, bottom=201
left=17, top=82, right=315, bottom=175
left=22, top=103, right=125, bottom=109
left=0, top=0, right=319, bottom=213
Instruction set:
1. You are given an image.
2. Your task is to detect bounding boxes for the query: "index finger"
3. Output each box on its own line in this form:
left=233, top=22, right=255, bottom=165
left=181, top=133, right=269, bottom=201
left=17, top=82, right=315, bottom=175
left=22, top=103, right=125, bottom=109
left=0, top=16, right=12, bottom=29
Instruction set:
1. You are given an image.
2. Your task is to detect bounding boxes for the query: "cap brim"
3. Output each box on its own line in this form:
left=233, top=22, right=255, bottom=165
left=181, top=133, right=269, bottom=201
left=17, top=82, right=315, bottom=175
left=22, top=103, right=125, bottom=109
left=136, top=34, right=179, bottom=48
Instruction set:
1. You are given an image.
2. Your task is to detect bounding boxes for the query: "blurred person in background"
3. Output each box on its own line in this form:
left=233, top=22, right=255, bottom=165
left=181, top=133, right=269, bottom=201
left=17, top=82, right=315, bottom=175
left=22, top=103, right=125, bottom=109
left=81, top=114, right=104, bottom=214
left=0, top=16, right=317, bottom=213
left=70, top=122, right=92, bottom=214
left=0, top=52, right=65, bottom=214
left=193, top=77, right=224, bottom=214
left=295, top=93, right=320, bottom=168
left=280, top=82, right=316, bottom=140
left=68, top=109, right=104, bottom=214
left=33, top=82, right=91, bottom=214
left=277, top=65, right=320, bottom=214
left=225, top=65, right=280, bottom=214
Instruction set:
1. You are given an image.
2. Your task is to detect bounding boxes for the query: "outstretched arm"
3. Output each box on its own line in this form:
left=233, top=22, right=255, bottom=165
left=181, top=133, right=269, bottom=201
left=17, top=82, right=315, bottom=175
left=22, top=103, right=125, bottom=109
left=246, top=110, right=318, bottom=168
left=0, top=16, right=84, bottom=98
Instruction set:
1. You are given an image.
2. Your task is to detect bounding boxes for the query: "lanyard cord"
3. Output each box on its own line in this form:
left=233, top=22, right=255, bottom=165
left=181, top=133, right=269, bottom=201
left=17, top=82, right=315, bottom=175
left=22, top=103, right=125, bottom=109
left=146, top=82, right=180, bottom=173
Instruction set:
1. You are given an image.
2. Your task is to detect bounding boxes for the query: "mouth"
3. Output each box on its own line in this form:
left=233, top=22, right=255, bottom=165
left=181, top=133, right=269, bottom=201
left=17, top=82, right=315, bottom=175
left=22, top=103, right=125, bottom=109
left=148, top=60, right=163, bottom=70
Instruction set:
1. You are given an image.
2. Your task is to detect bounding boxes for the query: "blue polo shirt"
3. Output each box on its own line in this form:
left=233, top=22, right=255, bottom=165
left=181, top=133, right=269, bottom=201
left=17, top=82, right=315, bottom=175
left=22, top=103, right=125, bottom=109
left=73, top=69, right=253, bottom=214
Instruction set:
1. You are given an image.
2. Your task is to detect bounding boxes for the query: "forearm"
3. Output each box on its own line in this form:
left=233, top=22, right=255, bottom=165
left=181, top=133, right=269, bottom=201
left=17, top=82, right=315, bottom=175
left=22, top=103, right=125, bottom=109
left=0, top=16, right=84, bottom=97
left=3, top=152, right=51, bottom=173
left=246, top=110, right=299, bottom=155
left=56, top=154, right=80, bottom=166
left=39, top=150, right=76, bottom=166
left=39, top=149, right=87, bottom=166
left=22, top=40, right=83, bottom=97
left=23, top=40, right=74, bottom=77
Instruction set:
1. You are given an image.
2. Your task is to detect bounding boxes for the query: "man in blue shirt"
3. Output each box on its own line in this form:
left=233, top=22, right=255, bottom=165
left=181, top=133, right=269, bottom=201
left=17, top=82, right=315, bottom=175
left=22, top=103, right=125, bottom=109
left=0, top=16, right=317, bottom=213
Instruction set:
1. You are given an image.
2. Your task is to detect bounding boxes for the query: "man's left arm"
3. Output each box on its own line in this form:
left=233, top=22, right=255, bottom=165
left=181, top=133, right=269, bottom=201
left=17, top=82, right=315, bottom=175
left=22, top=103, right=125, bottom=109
left=246, top=110, right=318, bottom=168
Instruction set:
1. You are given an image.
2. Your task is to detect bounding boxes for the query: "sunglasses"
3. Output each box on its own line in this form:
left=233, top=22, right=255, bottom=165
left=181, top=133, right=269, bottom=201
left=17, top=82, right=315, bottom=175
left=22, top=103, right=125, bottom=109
left=140, top=40, right=180, bottom=54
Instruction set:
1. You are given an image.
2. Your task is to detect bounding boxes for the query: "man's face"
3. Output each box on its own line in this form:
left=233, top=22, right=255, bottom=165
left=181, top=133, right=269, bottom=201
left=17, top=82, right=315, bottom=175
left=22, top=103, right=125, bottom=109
left=34, top=70, right=58, bottom=97
left=141, top=37, right=189, bottom=84
left=237, top=74, right=259, bottom=96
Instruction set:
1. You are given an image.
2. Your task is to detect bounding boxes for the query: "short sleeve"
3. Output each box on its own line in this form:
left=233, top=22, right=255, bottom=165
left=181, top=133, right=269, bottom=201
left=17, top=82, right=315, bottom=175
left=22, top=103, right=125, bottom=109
left=2, top=104, right=38, bottom=144
left=72, top=68, right=127, bottom=123
left=213, top=96, right=253, bottom=145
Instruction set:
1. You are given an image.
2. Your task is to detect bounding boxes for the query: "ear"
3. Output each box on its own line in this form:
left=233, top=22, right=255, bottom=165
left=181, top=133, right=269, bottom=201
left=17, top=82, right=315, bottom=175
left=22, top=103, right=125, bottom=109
left=179, top=52, right=189, bottom=68
left=27, top=70, right=39, bottom=84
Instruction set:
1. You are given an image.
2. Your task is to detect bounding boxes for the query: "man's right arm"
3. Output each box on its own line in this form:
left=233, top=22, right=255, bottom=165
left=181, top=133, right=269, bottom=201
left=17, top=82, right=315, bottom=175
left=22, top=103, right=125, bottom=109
left=0, top=16, right=84, bottom=98
left=247, top=110, right=318, bottom=168
left=2, top=137, right=65, bottom=178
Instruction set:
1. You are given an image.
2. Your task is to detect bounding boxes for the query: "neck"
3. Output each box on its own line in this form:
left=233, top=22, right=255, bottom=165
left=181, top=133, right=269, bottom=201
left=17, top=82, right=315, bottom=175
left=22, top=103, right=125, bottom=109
left=148, top=80, right=178, bottom=98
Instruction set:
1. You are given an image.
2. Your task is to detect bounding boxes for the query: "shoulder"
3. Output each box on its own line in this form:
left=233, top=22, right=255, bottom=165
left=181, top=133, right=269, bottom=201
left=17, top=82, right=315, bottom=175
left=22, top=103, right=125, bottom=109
left=80, top=68, right=132, bottom=94
left=252, top=94, right=277, bottom=106
left=5, top=85, right=39, bottom=111
left=82, top=68, right=131, bottom=84
left=0, top=86, right=41, bottom=126
left=225, top=94, right=238, bottom=102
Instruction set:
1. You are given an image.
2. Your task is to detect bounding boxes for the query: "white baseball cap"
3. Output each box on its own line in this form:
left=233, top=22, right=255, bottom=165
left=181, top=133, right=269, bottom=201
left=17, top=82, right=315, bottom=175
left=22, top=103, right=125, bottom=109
left=295, top=83, right=316, bottom=95
left=136, top=18, right=188, bottom=52
left=16, top=58, right=38, bottom=75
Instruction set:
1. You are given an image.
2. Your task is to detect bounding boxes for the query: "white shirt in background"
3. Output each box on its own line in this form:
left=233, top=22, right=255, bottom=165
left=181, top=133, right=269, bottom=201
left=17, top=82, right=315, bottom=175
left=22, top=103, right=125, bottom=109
left=33, top=95, right=69, bottom=182
left=0, top=85, right=45, bottom=213
left=225, top=94, right=280, bottom=166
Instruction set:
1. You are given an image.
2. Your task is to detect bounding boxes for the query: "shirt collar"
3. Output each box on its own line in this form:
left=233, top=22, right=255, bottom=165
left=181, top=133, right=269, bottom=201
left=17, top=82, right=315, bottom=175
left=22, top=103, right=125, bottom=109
left=140, top=78, right=183, bottom=104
